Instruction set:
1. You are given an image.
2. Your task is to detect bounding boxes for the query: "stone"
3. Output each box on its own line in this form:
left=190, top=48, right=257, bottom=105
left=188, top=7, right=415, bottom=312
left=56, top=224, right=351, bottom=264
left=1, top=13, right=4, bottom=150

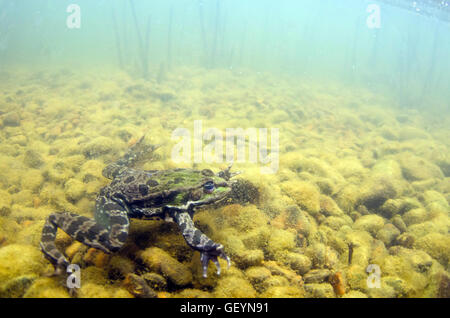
left=141, top=272, right=167, bottom=291
left=123, top=273, right=157, bottom=298
left=304, top=283, right=335, bottom=298
left=303, top=269, right=332, bottom=284
left=354, top=215, right=385, bottom=236
left=23, top=150, right=44, bottom=168
left=392, top=215, right=407, bottom=233
left=285, top=252, right=312, bottom=275
left=3, top=112, right=20, bottom=126
left=376, top=224, right=401, bottom=247
left=398, top=153, right=444, bottom=181
left=138, top=247, right=192, bottom=286
left=402, top=208, right=428, bottom=226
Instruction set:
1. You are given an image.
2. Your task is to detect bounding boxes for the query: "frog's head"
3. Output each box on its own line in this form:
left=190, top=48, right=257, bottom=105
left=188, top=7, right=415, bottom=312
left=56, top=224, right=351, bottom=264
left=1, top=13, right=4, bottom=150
left=164, top=165, right=240, bottom=212
left=185, top=168, right=233, bottom=207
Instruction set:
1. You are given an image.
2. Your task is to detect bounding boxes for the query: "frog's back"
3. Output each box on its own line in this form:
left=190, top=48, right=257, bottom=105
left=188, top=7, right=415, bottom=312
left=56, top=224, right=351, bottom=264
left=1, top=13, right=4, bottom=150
left=106, top=168, right=214, bottom=205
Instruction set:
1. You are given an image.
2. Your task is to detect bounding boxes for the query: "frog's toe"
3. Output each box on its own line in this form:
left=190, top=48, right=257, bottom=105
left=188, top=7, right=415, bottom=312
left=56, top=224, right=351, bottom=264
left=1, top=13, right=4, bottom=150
left=68, top=287, right=78, bottom=298
left=224, top=255, right=231, bottom=269
left=213, top=257, right=221, bottom=276
left=200, top=245, right=231, bottom=278
left=200, top=252, right=211, bottom=278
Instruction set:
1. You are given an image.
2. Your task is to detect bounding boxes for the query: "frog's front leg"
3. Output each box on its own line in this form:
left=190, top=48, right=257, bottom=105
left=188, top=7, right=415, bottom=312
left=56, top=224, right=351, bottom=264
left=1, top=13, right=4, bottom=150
left=171, top=211, right=230, bottom=278
left=40, top=198, right=130, bottom=275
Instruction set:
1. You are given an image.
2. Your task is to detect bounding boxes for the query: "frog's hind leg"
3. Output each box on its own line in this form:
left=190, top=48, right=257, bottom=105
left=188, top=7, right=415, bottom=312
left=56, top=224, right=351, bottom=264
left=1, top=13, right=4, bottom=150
left=102, top=136, right=159, bottom=179
left=171, top=211, right=230, bottom=278
left=40, top=207, right=129, bottom=274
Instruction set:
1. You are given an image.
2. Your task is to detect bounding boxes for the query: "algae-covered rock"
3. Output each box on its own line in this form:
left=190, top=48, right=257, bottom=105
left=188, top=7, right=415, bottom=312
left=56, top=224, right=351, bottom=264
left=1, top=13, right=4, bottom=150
left=79, top=159, right=105, bottom=182
left=354, top=215, right=385, bottom=236
left=0, top=244, right=47, bottom=283
left=229, top=178, right=260, bottom=205
left=345, top=265, right=368, bottom=291
left=213, top=276, right=257, bottom=298
left=420, top=190, right=449, bottom=208
left=221, top=204, right=269, bottom=232
left=335, top=184, right=360, bottom=213
left=358, top=159, right=405, bottom=210
left=377, top=247, right=435, bottom=296
left=0, top=190, right=12, bottom=217
left=414, top=233, right=450, bottom=267
left=323, top=216, right=352, bottom=231
left=379, top=199, right=403, bottom=218
left=281, top=180, right=321, bottom=215
left=78, top=282, right=133, bottom=298
left=304, top=283, right=335, bottom=298
left=366, top=276, right=409, bottom=298
left=259, top=275, right=290, bottom=291
left=261, top=285, right=304, bottom=298
left=123, top=273, right=157, bottom=298
left=305, top=242, right=339, bottom=269
left=23, top=149, right=44, bottom=168
left=266, top=228, right=296, bottom=257
left=22, top=277, right=70, bottom=298
left=20, top=169, right=44, bottom=192
left=341, top=290, right=368, bottom=298
left=402, top=208, right=429, bottom=226
left=263, top=260, right=303, bottom=286
left=398, top=153, right=444, bottom=181
left=138, top=247, right=192, bottom=286
left=3, top=112, right=21, bottom=127
left=395, top=233, right=415, bottom=248
left=392, top=215, right=407, bottom=233
left=335, top=157, right=366, bottom=179
left=435, top=272, right=450, bottom=298
left=245, top=266, right=272, bottom=288
left=9, top=134, right=27, bottom=146
left=141, top=272, right=167, bottom=291
left=0, top=275, right=36, bottom=298
left=284, top=205, right=315, bottom=237
left=303, top=269, right=331, bottom=284
left=359, top=177, right=399, bottom=210
left=82, top=136, right=115, bottom=159
left=82, top=248, right=106, bottom=269
left=397, top=126, right=429, bottom=140
left=319, top=195, right=344, bottom=217
left=64, top=178, right=86, bottom=202
left=343, top=230, right=373, bottom=267
left=107, top=255, right=135, bottom=280
left=376, top=223, right=400, bottom=247
left=174, top=288, right=211, bottom=298
left=234, top=249, right=265, bottom=268
left=284, top=252, right=312, bottom=275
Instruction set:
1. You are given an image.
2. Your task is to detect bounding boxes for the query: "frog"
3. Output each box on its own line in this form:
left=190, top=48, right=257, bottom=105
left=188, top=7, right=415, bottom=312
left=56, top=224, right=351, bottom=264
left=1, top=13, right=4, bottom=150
left=40, top=136, right=239, bottom=281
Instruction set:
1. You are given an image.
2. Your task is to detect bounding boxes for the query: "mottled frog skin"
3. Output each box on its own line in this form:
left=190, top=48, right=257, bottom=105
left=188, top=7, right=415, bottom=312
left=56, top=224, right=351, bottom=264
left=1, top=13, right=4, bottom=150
left=40, top=137, right=236, bottom=279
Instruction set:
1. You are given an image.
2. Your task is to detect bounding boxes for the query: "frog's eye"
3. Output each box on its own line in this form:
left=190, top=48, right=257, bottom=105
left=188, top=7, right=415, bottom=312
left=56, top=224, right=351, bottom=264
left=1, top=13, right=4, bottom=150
left=203, top=181, right=215, bottom=194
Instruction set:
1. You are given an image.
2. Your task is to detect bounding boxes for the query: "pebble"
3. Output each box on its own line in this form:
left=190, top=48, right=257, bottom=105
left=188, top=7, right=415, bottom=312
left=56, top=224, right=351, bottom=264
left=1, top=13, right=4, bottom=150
left=123, top=273, right=157, bottom=298
left=303, top=269, right=332, bottom=284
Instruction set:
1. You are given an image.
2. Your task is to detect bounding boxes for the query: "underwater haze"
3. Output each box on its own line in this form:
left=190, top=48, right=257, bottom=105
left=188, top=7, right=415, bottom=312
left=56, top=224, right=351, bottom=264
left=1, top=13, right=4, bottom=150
left=0, top=0, right=449, bottom=298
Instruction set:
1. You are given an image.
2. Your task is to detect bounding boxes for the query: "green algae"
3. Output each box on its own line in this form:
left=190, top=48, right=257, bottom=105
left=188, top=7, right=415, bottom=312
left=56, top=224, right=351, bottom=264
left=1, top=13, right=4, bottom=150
left=0, top=67, right=448, bottom=299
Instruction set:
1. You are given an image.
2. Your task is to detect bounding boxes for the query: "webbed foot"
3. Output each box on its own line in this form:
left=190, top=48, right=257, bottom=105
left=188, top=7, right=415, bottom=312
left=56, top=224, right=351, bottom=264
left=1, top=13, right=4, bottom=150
left=43, top=264, right=79, bottom=297
left=217, top=164, right=241, bottom=181
left=200, top=244, right=231, bottom=278
left=131, top=135, right=160, bottom=157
